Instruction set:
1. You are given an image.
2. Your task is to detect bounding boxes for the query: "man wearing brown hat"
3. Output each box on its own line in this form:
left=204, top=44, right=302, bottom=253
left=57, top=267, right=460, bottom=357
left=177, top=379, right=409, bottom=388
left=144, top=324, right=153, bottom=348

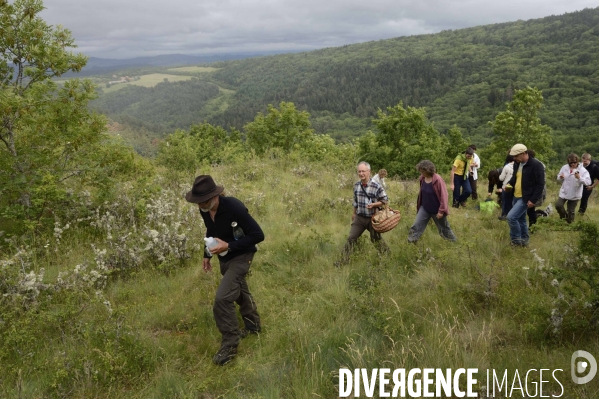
left=186, top=175, right=264, bottom=366
left=505, top=144, right=545, bottom=247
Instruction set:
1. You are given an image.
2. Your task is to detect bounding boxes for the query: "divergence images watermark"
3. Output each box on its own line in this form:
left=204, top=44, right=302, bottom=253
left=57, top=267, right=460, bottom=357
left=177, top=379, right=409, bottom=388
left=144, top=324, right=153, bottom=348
left=338, top=351, right=596, bottom=398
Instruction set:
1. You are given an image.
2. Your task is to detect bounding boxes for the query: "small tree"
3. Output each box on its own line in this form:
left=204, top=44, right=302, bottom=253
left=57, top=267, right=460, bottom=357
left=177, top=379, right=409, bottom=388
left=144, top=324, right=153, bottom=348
left=0, top=0, right=117, bottom=226
left=157, top=123, right=244, bottom=173
left=360, top=102, right=449, bottom=178
left=486, top=86, right=555, bottom=165
left=445, top=125, right=470, bottom=163
left=245, top=101, right=313, bottom=155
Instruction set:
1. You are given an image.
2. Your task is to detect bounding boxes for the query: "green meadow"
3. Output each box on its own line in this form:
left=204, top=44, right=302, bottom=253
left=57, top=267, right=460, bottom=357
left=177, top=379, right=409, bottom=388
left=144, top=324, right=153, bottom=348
left=167, top=66, right=221, bottom=73
left=2, top=156, right=598, bottom=398
left=102, top=73, right=195, bottom=93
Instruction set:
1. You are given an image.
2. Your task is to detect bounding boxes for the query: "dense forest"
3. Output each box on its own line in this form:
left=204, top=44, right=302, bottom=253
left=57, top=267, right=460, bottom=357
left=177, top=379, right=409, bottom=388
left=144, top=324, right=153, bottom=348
left=91, top=7, right=599, bottom=160
left=93, top=79, right=221, bottom=133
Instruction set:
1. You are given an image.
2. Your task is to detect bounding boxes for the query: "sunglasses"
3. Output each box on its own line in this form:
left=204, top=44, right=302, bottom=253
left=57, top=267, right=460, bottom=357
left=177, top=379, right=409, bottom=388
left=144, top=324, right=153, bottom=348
left=569, top=162, right=578, bottom=166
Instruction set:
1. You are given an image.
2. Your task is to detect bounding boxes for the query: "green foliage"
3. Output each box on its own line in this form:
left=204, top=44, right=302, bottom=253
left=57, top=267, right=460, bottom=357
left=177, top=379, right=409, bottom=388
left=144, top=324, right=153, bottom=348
left=445, top=125, right=470, bottom=162
left=0, top=0, right=142, bottom=233
left=548, top=221, right=599, bottom=338
left=486, top=86, right=555, bottom=165
left=358, top=102, right=450, bottom=177
left=245, top=101, right=314, bottom=155
left=156, top=122, right=245, bottom=173
left=91, top=78, right=221, bottom=133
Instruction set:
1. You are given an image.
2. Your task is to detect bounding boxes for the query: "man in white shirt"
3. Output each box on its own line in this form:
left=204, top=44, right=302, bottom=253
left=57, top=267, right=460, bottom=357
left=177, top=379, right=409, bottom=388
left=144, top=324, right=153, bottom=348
left=468, top=144, right=481, bottom=201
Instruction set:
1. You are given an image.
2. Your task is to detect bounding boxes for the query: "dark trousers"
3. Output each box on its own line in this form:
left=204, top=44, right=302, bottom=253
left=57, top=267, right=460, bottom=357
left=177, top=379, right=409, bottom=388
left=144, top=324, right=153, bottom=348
left=579, top=187, right=593, bottom=213
left=527, top=206, right=537, bottom=226
left=341, top=214, right=388, bottom=262
left=556, top=197, right=579, bottom=224
left=453, top=174, right=472, bottom=205
left=214, top=252, right=260, bottom=348
left=501, top=190, right=514, bottom=216
left=468, top=175, right=478, bottom=200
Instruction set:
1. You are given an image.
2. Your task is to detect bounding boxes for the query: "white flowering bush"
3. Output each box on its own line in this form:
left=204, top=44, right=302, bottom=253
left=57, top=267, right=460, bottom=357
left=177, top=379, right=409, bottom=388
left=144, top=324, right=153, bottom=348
left=86, top=185, right=202, bottom=274
left=548, top=222, right=599, bottom=338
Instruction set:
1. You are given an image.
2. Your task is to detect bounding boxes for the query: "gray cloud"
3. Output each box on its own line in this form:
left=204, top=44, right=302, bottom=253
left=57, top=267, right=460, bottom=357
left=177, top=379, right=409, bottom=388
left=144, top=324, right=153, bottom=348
left=40, top=0, right=598, bottom=59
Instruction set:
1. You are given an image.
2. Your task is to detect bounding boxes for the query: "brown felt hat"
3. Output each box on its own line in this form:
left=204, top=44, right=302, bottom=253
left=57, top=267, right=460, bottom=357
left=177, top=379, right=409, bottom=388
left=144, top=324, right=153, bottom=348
left=185, top=175, right=224, bottom=203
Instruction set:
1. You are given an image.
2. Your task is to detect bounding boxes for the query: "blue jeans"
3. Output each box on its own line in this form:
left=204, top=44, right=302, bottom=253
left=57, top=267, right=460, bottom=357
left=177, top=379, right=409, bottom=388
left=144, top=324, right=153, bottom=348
left=501, top=190, right=514, bottom=216
left=507, top=198, right=529, bottom=244
left=408, top=207, right=457, bottom=243
left=452, top=174, right=472, bottom=205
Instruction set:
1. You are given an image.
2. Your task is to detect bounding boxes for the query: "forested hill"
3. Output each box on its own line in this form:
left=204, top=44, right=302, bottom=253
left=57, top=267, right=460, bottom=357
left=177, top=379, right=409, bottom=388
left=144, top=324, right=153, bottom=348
left=95, top=7, right=599, bottom=158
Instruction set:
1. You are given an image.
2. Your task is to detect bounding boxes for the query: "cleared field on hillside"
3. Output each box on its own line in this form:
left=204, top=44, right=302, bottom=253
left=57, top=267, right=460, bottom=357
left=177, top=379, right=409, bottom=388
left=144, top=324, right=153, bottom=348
left=167, top=66, right=220, bottom=73
left=102, top=73, right=194, bottom=93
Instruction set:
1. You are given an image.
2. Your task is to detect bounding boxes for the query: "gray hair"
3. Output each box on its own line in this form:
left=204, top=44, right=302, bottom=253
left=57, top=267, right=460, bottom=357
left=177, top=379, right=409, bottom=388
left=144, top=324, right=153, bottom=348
left=416, top=160, right=436, bottom=176
left=357, top=161, right=371, bottom=171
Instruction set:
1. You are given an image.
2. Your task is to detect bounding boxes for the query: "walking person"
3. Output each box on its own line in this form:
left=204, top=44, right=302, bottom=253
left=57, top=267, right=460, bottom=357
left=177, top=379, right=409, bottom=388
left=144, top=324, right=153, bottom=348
left=372, top=168, right=388, bottom=189
left=556, top=154, right=591, bottom=224
left=336, top=161, right=389, bottom=266
left=468, top=145, right=481, bottom=201
left=487, top=167, right=503, bottom=206
left=498, top=154, right=515, bottom=221
left=450, top=147, right=474, bottom=208
left=186, top=175, right=264, bottom=366
left=578, top=153, right=599, bottom=215
left=506, top=144, right=545, bottom=247
left=408, top=160, right=456, bottom=243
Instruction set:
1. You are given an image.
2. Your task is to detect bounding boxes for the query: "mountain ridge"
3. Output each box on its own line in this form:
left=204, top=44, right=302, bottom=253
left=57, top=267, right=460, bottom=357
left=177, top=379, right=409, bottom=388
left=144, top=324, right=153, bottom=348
left=92, top=6, right=599, bottom=160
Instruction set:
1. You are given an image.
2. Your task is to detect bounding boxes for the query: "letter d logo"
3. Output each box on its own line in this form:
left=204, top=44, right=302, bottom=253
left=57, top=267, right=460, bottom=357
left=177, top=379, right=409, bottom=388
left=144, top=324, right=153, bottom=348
left=571, top=350, right=597, bottom=384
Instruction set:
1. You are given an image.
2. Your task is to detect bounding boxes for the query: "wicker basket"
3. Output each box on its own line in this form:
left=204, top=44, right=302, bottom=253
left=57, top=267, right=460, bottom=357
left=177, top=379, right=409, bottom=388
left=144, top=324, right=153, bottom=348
left=371, top=205, right=401, bottom=233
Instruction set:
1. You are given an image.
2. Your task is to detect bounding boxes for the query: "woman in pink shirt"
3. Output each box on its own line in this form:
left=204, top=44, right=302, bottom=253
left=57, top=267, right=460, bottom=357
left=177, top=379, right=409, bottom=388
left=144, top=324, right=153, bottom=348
left=408, top=160, right=457, bottom=243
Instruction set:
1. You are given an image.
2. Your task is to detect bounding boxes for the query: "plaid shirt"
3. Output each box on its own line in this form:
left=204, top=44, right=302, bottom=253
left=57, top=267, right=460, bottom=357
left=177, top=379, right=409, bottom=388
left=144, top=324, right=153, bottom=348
left=353, top=180, right=388, bottom=217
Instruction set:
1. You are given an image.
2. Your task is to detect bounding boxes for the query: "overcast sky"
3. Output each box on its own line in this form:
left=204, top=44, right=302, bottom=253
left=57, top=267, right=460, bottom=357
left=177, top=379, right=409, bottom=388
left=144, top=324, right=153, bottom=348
left=40, top=0, right=598, bottom=59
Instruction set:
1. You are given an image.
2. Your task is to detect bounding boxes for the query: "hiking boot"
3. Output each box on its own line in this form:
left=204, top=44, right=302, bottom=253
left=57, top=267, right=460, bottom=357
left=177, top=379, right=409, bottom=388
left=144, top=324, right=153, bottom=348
left=212, top=346, right=237, bottom=366
left=240, top=328, right=261, bottom=339
left=460, top=201, right=467, bottom=208
left=497, top=216, right=506, bottom=221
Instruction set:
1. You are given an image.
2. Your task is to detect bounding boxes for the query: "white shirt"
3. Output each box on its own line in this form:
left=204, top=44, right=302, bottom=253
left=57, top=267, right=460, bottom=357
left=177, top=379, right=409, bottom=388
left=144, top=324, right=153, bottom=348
left=372, top=174, right=386, bottom=189
left=471, top=153, right=481, bottom=180
left=499, top=162, right=514, bottom=189
left=557, top=164, right=591, bottom=200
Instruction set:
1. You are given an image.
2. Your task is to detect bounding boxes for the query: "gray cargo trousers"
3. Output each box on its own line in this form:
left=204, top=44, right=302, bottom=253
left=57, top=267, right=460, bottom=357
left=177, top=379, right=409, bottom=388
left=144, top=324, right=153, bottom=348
left=214, top=252, right=260, bottom=348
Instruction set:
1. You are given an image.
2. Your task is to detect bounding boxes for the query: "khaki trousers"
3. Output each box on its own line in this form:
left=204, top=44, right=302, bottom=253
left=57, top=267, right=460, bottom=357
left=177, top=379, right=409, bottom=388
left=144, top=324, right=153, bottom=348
left=214, top=252, right=260, bottom=348
left=340, top=214, right=388, bottom=263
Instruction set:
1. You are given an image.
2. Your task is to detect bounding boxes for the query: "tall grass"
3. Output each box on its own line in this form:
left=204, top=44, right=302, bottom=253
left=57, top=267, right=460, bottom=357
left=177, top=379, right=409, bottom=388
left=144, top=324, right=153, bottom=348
left=1, top=156, right=598, bottom=398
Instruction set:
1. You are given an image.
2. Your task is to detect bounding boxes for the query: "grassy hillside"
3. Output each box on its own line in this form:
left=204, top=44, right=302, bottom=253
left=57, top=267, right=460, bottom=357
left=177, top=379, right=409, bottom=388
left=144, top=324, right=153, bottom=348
left=93, top=7, right=599, bottom=160
left=1, top=156, right=599, bottom=397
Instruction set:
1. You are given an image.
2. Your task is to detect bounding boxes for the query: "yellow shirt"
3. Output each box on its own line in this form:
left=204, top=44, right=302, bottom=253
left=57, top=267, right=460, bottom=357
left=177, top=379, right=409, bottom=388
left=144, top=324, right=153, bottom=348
left=514, top=164, right=523, bottom=198
left=453, top=158, right=467, bottom=176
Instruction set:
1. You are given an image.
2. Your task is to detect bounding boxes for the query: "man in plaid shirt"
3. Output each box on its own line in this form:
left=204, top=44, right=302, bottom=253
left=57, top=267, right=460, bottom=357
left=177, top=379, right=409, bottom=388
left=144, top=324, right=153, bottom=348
left=336, top=161, right=390, bottom=266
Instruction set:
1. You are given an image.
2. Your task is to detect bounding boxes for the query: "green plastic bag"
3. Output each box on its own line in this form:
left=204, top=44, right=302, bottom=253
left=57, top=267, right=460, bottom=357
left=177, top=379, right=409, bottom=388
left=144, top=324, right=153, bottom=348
left=479, top=200, right=499, bottom=214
